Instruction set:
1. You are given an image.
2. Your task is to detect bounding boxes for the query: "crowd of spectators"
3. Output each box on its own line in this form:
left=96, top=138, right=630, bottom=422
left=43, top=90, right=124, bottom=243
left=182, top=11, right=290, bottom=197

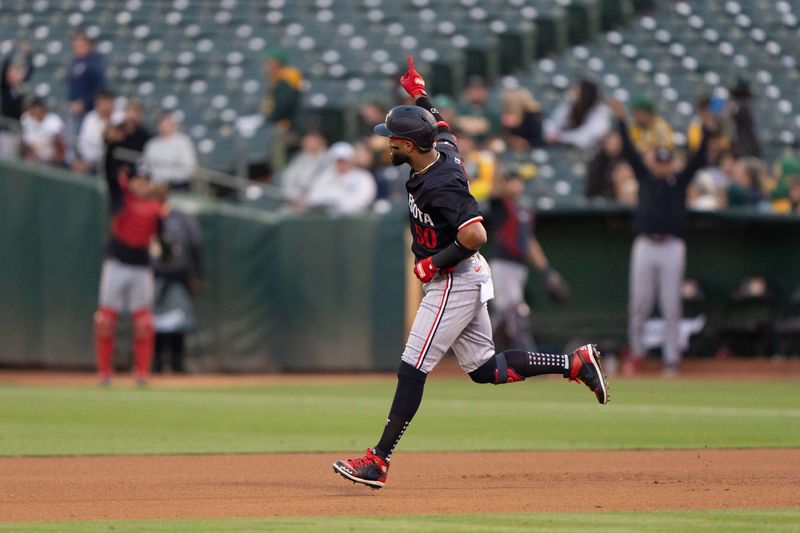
left=1, top=32, right=200, bottom=192
left=3, top=31, right=800, bottom=218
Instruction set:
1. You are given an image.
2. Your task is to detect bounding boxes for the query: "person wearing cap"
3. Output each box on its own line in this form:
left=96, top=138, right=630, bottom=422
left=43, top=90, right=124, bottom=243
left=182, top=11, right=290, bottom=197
left=262, top=48, right=303, bottom=129
left=332, top=56, right=608, bottom=491
left=94, top=163, right=170, bottom=386
left=485, top=170, right=570, bottom=351
left=455, top=74, right=501, bottom=143
left=628, top=95, right=674, bottom=152
left=261, top=48, right=303, bottom=170
left=608, top=98, right=712, bottom=376
left=20, top=97, right=66, bottom=166
left=304, top=141, right=377, bottom=215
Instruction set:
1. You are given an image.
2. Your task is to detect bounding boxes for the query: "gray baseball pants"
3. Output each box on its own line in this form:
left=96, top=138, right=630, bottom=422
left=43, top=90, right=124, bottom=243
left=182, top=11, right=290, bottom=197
left=402, top=254, right=495, bottom=374
left=628, top=235, right=685, bottom=366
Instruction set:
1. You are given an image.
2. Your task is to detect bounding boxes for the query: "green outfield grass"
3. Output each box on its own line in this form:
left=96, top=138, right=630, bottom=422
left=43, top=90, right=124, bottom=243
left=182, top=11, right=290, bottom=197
left=0, top=377, right=798, bottom=456
left=2, top=509, right=799, bottom=532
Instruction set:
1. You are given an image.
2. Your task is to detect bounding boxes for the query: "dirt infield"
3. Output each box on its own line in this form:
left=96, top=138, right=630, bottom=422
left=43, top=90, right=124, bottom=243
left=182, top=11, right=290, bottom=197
left=2, top=449, right=799, bottom=522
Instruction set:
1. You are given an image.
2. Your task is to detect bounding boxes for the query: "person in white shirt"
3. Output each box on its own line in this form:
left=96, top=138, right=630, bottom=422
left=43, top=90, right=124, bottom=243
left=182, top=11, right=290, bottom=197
left=20, top=98, right=65, bottom=165
left=544, top=79, right=611, bottom=151
left=143, top=111, right=197, bottom=190
left=305, top=141, right=377, bottom=215
left=279, top=130, right=328, bottom=209
left=74, top=89, right=118, bottom=174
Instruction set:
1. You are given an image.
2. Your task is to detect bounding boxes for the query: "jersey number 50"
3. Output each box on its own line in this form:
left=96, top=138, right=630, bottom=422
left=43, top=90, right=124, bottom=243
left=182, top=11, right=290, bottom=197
left=414, top=225, right=437, bottom=249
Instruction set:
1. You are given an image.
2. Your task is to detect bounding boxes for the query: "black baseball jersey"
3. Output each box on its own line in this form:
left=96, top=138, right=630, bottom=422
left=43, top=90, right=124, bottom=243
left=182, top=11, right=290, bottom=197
left=406, top=133, right=483, bottom=262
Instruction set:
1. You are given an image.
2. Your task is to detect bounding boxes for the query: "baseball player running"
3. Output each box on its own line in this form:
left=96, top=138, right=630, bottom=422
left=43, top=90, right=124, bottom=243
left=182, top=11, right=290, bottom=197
left=333, top=57, right=609, bottom=489
left=94, top=163, right=168, bottom=385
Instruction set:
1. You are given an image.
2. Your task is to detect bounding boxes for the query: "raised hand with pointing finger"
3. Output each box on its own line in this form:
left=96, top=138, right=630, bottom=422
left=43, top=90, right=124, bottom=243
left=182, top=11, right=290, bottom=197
left=400, top=56, right=428, bottom=99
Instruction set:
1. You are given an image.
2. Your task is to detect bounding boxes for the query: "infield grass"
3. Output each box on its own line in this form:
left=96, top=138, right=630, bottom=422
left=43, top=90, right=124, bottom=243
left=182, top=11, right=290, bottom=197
left=1, top=509, right=799, bottom=532
left=0, top=377, right=798, bottom=456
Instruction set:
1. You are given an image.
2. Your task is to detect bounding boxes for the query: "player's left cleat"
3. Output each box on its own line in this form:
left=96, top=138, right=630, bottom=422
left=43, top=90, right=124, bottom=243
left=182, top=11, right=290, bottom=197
left=568, top=344, right=609, bottom=404
left=332, top=448, right=389, bottom=489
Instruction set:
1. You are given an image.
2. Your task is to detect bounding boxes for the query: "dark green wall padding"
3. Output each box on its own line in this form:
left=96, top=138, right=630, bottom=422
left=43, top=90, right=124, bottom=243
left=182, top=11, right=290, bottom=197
left=0, top=160, right=405, bottom=371
left=2, top=160, right=800, bottom=371
left=527, top=207, right=800, bottom=353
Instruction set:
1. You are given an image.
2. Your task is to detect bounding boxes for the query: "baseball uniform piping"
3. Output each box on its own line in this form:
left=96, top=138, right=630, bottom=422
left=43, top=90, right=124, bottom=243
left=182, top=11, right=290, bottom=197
left=415, top=272, right=452, bottom=369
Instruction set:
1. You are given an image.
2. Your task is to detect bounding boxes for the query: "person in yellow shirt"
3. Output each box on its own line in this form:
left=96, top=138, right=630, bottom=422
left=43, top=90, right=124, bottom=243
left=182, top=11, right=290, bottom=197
left=261, top=48, right=303, bottom=169
left=628, top=96, right=674, bottom=152
left=687, top=94, right=730, bottom=153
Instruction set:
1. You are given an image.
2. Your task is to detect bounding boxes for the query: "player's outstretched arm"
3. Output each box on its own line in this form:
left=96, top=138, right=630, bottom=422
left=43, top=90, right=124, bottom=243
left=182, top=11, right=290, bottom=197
left=607, top=98, right=648, bottom=180
left=400, top=56, right=457, bottom=146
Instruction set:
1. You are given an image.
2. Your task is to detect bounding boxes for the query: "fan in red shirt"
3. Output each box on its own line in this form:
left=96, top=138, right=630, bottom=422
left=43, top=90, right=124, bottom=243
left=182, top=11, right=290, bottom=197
left=94, top=164, right=169, bottom=385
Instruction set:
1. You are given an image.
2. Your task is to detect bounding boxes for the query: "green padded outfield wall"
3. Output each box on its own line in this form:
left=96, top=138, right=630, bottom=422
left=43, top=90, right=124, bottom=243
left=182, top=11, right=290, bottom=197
left=3, top=160, right=800, bottom=370
left=0, top=160, right=405, bottom=371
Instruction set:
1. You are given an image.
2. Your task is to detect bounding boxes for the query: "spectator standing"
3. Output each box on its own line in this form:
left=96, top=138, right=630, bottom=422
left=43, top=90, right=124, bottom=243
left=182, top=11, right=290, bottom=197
left=74, top=90, right=118, bottom=174
left=304, top=141, right=376, bottom=215
left=485, top=171, right=569, bottom=351
left=544, top=79, right=611, bottom=150
left=278, top=130, right=328, bottom=209
left=103, top=99, right=151, bottom=183
left=728, top=79, right=761, bottom=158
left=143, top=112, right=197, bottom=191
left=1, top=42, right=33, bottom=158
left=20, top=98, right=66, bottom=166
left=609, top=98, right=711, bottom=377
left=262, top=48, right=303, bottom=169
left=66, top=31, right=106, bottom=154
left=150, top=184, right=203, bottom=374
left=628, top=96, right=674, bottom=151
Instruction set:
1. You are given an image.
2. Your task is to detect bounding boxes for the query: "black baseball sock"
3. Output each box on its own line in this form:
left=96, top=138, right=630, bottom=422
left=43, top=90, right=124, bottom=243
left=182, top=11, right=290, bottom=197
left=503, top=349, right=570, bottom=378
left=469, top=350, right=569, bottom=384
left=374, top=361, right=427, bottom=461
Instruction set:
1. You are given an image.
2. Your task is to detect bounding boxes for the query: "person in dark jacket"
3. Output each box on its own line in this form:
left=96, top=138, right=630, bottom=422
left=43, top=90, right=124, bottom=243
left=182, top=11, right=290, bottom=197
left=150, top=184, right=203, bottom=374
left=608, top=98, right=711, bottom=377
left=1, top=42, right=33, bottom=158
left=728, top=78, right=761, bottom=158
left=103, top=99, right=151, bottom=183
left=66, top=31, right=106, bottom=156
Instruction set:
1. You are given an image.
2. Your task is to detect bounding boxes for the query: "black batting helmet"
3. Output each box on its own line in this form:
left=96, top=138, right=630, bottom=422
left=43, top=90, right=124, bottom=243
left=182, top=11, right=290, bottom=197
left=373, top=105, right=437, bottom=152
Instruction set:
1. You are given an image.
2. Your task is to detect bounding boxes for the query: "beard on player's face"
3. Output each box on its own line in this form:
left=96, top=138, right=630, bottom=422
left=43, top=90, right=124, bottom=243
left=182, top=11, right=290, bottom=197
left=391, top=151, right=411, bottom=166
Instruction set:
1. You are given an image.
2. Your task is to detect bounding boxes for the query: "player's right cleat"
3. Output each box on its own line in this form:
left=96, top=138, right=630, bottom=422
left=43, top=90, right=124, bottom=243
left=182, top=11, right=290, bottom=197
left=568, top=344, right=609, bottom=404
left=332, top=448, right=389, bottom=489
